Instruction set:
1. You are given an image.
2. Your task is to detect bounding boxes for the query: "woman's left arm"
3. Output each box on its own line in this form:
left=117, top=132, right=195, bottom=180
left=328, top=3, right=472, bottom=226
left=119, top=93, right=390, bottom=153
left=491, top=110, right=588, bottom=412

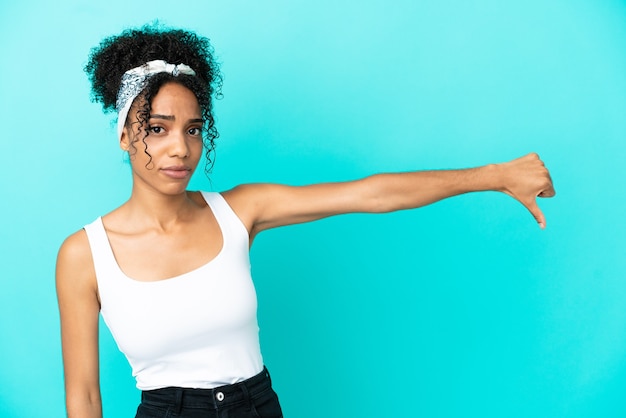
left=223, top=153, right=555, bottom=237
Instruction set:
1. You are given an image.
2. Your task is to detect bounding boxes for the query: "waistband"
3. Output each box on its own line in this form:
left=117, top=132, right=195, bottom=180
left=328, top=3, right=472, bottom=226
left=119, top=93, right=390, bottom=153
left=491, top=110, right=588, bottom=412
left=141, top=367, right=272, bottom=411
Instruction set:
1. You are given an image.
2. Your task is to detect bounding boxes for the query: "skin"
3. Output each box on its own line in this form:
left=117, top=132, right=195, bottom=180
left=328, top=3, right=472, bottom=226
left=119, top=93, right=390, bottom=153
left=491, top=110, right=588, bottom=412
left=56, top=82, right=555, bottom=417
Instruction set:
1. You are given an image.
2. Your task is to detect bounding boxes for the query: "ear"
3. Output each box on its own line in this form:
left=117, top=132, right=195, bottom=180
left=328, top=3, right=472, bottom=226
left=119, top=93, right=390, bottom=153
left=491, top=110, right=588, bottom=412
left=120, top=127, right=130, bottom=152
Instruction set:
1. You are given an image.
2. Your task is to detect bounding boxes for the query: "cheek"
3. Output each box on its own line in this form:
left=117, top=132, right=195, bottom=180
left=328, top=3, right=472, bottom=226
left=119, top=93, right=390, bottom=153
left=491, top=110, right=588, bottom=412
left=127, top=138, right=163, bottom=165
left=191, top=140, right=204, bottom=157
left=128, top=142, right=148, bottom=160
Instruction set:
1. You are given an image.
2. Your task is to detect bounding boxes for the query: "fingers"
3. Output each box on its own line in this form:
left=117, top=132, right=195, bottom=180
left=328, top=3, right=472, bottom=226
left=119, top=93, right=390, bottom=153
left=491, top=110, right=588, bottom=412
left=503, top=152, right=554, bottom=229
left=522, top=198, right=547, bottom=229
left=538, top=172, right=556, bottom=198
left=538, top=186, right=556, bottom=198
left=524, top=152, right=556, bottom=198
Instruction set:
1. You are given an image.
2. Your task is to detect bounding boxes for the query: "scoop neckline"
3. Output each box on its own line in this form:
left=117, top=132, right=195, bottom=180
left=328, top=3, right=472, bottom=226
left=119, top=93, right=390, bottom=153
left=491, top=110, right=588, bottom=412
left=98, top=192, right=226, bottom=284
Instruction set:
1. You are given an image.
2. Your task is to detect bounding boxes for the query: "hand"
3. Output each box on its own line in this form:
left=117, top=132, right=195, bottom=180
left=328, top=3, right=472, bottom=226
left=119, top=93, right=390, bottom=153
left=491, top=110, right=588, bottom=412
left=498, top=153, right=555, bottom=229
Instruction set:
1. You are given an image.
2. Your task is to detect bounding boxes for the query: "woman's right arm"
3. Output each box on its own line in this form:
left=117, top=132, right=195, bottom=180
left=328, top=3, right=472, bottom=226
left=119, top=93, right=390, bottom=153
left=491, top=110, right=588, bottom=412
left=56, top=230, right=103, bottom=418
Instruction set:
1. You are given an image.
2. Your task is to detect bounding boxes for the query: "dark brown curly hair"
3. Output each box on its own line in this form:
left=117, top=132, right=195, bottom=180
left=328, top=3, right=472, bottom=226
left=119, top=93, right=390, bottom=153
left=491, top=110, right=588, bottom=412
left=84, top=23, right=223, bottom=174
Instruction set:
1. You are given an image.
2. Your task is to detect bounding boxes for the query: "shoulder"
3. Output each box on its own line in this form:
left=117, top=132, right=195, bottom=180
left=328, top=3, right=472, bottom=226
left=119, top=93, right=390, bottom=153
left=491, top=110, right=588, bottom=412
left=219, top=185, right=266, bottom=234
left=220, top=183, right=267, bottom=209
left=57, top=229, right=92, bottom=266
left=221, top=184, right=274, bottom=206
left=56, top=228, right=97, bottom=296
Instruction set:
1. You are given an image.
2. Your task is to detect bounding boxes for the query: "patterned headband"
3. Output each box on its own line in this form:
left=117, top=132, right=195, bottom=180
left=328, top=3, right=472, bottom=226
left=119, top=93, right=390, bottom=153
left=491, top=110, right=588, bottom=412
left=116, top=60, right=196, bottom=139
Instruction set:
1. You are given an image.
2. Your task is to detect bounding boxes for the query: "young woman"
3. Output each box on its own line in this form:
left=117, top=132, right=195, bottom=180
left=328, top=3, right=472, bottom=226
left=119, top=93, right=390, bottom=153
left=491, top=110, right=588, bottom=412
left=56, top=25, right=555, bottom=418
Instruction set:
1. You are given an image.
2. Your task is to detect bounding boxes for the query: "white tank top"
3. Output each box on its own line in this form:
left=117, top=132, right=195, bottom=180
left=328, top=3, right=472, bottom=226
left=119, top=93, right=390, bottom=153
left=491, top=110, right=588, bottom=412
left=83, top=192, right=264, bottom=390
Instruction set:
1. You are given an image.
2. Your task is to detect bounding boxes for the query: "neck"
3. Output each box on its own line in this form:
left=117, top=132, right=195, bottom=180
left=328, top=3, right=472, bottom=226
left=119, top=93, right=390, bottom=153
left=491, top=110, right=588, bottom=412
left=124, top=184, right=199, bottom=232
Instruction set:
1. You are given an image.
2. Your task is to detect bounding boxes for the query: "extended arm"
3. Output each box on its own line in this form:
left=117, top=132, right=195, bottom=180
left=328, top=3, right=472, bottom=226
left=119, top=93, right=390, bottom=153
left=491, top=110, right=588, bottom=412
left=56, top=231, right=103, bottom=418
left=224, top=153, right=555, bottom=237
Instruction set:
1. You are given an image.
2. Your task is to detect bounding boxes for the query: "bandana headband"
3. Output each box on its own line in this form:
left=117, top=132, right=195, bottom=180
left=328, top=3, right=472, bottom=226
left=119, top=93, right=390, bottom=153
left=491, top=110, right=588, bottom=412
left=115, top=60, right=196, bottom=139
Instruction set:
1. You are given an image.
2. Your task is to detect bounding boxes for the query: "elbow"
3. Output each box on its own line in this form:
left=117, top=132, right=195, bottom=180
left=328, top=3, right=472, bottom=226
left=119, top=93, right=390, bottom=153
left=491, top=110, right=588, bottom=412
left=361, top=175, right=397, bottom=213
left=65, top=390, right=102, bottom=418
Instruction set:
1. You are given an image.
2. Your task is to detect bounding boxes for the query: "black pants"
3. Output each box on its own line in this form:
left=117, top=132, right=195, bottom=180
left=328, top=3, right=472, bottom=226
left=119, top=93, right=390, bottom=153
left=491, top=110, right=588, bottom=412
left=135, top=367, right=283, bottom=418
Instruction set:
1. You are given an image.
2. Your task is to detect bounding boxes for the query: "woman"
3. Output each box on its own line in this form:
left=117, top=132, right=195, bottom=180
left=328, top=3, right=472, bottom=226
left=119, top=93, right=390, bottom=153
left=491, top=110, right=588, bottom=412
left=56, top=25, right=555, bottom=418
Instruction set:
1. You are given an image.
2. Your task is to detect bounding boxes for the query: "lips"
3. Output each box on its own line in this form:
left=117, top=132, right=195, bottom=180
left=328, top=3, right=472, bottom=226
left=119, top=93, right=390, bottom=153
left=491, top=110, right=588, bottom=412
left=160, top=165, right=192, bottom=179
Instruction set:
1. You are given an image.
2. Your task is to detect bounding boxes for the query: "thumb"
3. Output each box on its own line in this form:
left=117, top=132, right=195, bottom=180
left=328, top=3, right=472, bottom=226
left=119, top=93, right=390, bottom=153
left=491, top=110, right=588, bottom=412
left=521, top=198, right=546, bottom=229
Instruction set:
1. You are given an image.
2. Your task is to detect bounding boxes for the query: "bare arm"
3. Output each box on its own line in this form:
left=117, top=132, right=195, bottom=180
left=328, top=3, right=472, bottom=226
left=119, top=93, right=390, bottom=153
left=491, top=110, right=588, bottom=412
left=56, top=231, right=103, bottom=418
left=223, top=153, right=555, bottom=237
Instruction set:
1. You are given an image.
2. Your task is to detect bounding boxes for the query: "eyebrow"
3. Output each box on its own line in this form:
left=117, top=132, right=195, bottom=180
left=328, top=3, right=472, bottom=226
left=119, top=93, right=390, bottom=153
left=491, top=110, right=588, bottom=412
left=149, top=114, right=175, bottom=121
left=149, top=114, right=205, bottom=124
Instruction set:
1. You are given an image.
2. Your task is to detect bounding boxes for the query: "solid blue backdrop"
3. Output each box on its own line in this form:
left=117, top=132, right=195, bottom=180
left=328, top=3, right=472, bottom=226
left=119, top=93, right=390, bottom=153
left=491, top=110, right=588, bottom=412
left=1, top=1, right=625, bottom=417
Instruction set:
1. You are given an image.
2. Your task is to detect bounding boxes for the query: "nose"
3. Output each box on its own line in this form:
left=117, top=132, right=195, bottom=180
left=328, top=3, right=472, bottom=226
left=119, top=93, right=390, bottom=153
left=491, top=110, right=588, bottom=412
left=168, top=129, right=190, bottom=158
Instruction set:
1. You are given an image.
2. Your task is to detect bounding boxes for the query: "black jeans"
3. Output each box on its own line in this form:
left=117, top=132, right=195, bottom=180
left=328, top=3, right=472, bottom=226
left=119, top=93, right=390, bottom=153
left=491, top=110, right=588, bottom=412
left=135, top=367, right=283, bottom=418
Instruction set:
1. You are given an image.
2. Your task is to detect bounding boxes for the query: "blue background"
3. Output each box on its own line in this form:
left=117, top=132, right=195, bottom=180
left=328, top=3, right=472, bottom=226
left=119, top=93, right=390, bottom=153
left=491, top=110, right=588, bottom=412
left=1, top=0, right=625, bottom=417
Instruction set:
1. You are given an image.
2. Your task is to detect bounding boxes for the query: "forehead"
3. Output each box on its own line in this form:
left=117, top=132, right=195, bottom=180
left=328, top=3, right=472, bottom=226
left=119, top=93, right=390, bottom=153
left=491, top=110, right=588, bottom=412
left=150, top=82, right=201, bottom=116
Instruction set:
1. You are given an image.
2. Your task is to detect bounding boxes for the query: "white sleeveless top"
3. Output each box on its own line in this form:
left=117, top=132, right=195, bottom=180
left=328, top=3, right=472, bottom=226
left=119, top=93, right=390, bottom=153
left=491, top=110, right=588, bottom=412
left=83, top=192, right=264, bottom=390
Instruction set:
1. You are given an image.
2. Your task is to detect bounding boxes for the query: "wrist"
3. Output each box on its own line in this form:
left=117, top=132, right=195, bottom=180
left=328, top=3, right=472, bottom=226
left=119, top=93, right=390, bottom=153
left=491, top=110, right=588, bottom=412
left=491, top=161, right=518, bottom=197
left=476, top=163, right=506, bottom=193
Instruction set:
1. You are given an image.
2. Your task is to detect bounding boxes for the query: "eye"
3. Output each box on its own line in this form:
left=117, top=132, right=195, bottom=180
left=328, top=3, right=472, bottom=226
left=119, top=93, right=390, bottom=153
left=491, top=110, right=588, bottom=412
left=148, top=126, right=164, bottom=134
left=188, top=127, right=203, bottom=136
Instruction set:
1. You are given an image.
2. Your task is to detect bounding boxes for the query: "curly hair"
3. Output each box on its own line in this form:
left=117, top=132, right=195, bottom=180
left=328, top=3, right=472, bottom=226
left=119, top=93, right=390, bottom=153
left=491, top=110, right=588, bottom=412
left=84, top=23, right=223, bottom=174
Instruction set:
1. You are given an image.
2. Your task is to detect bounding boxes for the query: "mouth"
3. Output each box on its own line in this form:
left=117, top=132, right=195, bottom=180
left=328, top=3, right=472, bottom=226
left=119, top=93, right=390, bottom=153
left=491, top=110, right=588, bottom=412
left=160, top=165, right=192, bottom=179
